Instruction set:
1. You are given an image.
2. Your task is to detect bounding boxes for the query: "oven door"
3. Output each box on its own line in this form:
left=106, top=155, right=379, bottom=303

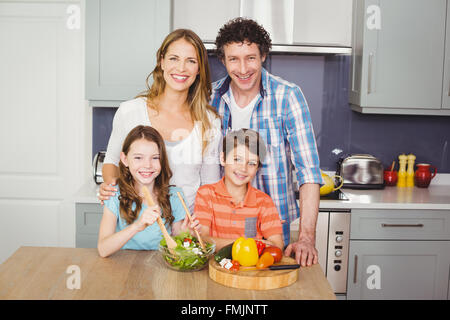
left=290, top=211, right=329, bottom=274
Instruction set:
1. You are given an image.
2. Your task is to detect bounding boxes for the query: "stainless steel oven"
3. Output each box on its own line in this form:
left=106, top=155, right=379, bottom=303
left=291, top=205, right=351, bottom=295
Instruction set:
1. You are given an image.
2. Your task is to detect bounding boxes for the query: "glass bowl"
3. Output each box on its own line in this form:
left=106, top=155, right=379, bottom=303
left=158, top=241, right=216, bottom=272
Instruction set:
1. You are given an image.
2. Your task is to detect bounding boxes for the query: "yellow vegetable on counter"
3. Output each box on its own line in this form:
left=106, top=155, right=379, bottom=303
left=231, top=237, right=259, bottom=267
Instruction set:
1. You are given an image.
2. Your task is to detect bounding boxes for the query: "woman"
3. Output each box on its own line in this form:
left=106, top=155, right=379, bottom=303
left=98, top=29, right=221, bottom=211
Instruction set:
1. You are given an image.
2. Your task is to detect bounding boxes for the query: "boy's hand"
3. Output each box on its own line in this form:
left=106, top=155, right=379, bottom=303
left=133, top=205, right=161, bottom=232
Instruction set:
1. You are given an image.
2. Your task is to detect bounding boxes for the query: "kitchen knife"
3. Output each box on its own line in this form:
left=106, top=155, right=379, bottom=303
left=239, top=264, right=300, bottom=272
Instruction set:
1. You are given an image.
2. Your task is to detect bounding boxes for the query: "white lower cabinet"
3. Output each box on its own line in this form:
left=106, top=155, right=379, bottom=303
left=348, top=209, right=450, bottom=300
left=76, top=203, right=103, bottom=248
left=347, top=240, right=450, bottom=300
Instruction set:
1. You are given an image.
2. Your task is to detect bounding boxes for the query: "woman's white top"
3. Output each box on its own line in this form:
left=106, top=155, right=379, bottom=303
left=104, top=97, right=222, bottom=211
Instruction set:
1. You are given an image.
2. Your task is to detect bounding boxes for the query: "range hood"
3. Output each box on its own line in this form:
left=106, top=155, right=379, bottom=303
left=206, top=0, right=352, bottom=55
left=204, top=43, right=351, bottom=55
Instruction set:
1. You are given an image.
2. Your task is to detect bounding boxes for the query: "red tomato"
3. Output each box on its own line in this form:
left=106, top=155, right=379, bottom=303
left=255, top=240, right=266, bottom=256
left=262, top=246, right=283, bottom=263
left=230, top=260, right=240, bottom=271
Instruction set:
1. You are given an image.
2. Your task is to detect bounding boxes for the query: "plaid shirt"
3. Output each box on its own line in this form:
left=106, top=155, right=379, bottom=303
left=210, top=68, right=323, bottom=245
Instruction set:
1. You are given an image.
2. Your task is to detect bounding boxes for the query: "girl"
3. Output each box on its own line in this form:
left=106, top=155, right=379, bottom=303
left=98, top=29, right=221, bottom=211
left=97, top=125, right=199, bottom=258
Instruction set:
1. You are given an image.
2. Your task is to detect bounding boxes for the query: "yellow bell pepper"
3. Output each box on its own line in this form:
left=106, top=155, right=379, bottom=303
left=231, top=237, right=259, bottom=267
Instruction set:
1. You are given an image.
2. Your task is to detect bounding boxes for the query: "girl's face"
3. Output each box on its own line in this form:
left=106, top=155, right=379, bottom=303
left=160, top=38, right=199, bottom=93
left=120, top=138, right=161, bottom=191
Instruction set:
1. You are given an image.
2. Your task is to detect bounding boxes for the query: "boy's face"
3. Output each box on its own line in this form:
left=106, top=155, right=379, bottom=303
left=220, top=144, right=259, bottom=188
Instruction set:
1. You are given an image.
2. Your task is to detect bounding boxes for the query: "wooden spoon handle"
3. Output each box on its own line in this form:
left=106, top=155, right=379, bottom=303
left=176, top=192, right=206, bottom=251
left=142, top=186, right=177, bottom=249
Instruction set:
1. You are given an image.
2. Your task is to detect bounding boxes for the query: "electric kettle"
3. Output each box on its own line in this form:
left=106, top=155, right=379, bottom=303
left=93, top=151, right=106, bottom=184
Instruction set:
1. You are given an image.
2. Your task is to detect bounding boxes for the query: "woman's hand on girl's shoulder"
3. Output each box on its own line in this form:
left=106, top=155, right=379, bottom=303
left=133, top=205, right=161, bottom=232
left=98, top=179, right=118, bottom=205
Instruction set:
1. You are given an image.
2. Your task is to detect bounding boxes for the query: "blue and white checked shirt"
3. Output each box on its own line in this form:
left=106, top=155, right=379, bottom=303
left=210, top=68, right=323, bottom=245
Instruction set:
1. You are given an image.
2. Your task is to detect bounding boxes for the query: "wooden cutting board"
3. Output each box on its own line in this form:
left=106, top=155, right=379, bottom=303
left=209, top=256, right=299, bottom=290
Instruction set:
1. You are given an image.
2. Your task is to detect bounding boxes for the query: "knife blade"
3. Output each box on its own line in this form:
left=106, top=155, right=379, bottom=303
left=238, top=264, right=300, bottom=272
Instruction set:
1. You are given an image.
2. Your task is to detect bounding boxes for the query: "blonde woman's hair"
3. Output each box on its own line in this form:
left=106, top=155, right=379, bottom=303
left=137, top=29, right=219, bottom=153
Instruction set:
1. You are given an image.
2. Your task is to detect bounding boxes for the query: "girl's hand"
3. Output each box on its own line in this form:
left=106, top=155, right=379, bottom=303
left=98, top=179, right=117, bottom=205
left=181, top=213, right=201, bottom=234
left=133, top=205, right=161, bottom=232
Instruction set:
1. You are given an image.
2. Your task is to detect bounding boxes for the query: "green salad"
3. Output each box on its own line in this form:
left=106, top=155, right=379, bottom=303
left=159, top=231, right=215, bottom=271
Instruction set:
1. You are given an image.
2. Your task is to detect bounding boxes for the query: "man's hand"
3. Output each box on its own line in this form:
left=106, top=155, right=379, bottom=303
left=284, top=236, right=318, bottom=267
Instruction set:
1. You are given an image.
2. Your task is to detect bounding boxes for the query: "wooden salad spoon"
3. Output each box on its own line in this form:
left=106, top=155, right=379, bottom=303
left=142, top=186, right=177, bottom=250
left=176, top=191, right=206, bottom=251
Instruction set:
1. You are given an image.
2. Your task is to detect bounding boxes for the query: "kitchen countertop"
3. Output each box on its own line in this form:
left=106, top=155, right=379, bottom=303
left=320, top=185, right=450, bottom=210
left=74, top=176, right=450, bottom=210
left=0, top=246, right=335, bottom=300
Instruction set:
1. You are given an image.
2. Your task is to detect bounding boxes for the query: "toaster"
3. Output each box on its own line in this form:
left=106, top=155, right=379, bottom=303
left=93, top=151, right=106, bottom=185
left=336, top=154, right=385, bottom=189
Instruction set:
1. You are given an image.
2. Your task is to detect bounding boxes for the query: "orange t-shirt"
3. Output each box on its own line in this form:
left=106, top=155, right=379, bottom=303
left=194, top=177, right=283, bottom=239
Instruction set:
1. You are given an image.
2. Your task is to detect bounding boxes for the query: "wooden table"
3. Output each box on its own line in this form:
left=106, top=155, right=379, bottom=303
left=0, top=246, right=336, bottom=300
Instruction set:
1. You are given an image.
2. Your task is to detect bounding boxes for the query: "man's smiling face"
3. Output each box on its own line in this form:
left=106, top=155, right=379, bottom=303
left=222, top=41, right=265, bottom=96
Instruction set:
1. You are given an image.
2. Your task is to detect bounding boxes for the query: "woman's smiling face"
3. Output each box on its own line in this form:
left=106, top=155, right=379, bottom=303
left=160, top=38, right=199, bottom=93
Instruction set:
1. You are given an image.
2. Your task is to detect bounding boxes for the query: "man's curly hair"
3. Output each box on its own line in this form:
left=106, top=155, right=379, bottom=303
left=215, top=17, right=272, bottom=61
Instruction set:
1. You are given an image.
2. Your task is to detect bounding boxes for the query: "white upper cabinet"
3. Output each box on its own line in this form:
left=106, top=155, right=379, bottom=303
left=86, top=0, right=171, bottom=104
left=350, top=0, right=450, bottom=115
left=292, top=0, right=353, bottom=47
left=173, top=0, right=240, bottom=43
left=442, top=2, right=450, bottom=110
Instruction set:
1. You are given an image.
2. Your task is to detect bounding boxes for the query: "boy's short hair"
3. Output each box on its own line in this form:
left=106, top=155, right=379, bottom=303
left=222, top=129, right=267, bottom=167
left=215, top=17, right=272, bottom=61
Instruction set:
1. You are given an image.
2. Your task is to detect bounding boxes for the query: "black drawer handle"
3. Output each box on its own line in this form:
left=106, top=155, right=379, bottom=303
left=381, top=223, right=424, bottom=228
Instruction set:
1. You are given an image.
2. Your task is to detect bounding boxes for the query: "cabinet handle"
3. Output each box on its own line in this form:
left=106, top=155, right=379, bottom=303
left=381, top=223, right=424, bottom=228
left=353, top=255, right=358, bottom=284
left=367, top=52, right=374, bottom=94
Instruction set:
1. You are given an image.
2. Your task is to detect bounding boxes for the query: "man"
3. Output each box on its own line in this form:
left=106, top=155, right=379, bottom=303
left=210, top=18, right=323, bottom=267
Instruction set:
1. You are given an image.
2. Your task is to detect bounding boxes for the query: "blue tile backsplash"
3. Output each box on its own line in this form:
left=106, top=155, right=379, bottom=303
left=93, top=54, right=450, bottom=173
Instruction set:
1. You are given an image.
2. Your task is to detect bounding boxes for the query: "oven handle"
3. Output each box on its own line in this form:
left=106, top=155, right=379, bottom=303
left=353, top=254, right=358, bottom=284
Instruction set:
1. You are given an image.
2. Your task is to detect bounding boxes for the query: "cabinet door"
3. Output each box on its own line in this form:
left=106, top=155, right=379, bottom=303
left=293, top=0, right=352, bottom=46
left=76, top=203, right=103, bottom=248
left=86, top=0, right=170, bottom=102
left=351, top=0, right=446, bottom=110
left=442, top=1, right=450, bottom=109
left=173, top=0, right=240, bottom=42
left=348, top=241, right=450, bottom=300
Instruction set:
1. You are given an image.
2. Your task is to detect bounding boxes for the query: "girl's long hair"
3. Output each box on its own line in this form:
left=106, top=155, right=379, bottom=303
left=136, top=29, right=219, bottom=154
left=118, top=125, right=174, bottom=227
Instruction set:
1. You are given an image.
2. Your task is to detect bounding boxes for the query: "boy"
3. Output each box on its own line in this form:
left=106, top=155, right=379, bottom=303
left=194, top=129, right=284, bottom=250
